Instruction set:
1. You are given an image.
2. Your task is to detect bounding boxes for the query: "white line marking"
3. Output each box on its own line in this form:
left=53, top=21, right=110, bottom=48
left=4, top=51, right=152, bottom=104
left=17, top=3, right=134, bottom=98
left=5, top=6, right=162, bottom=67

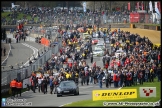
left=21, top=43, right=38, bottom=66
left=1, top=43, right=11, bottom=65
left=59, top=87, right=123, bottom=107
left=59, top=102, right=72, bottom=107
left=118, top=87, right=122, bottom=90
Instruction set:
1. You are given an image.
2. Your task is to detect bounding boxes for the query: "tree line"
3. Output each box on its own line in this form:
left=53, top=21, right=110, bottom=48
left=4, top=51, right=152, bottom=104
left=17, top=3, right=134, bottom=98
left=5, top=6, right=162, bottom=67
left=2, top=1, right=149, bottom=12
left=1, top=1, right=82, bottom=8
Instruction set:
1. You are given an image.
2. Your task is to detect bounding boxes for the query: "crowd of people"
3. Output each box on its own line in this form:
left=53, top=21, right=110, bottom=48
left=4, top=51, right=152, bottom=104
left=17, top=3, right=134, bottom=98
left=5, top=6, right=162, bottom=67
left=7, top=21, right=161, bottom=97
left=2, top=6, right=129, bottom=26
left=22, top=25, right=161, bottom=96
left=107, top=30, right=161, bottom=88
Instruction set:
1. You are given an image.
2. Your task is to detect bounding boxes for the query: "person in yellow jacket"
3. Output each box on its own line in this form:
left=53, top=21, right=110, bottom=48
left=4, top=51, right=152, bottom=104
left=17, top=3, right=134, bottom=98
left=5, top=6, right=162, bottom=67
left=82, top=52, right=85, bottom=59
left=65, top=72, right=70, bottom=80
left=75, top=72, right=79, bottom=84
left=69, top=71, right=72, bottom=80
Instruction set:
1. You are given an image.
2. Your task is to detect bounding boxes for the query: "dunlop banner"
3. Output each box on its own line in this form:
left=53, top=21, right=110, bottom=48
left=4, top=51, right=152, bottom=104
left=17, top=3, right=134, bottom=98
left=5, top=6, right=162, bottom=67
left=92, top=89, right=137, bottom=101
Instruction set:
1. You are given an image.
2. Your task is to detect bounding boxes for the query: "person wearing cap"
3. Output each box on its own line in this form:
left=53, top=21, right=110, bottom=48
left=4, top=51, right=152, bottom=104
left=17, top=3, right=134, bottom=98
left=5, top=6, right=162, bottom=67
left=16, top=80, right=23, bottom=97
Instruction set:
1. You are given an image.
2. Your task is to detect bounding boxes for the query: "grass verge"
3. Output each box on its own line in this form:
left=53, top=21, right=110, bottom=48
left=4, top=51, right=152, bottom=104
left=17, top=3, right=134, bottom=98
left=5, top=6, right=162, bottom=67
left=64, top=79, right=161, bottom=107
left=1, top=12, right=38, bottom=22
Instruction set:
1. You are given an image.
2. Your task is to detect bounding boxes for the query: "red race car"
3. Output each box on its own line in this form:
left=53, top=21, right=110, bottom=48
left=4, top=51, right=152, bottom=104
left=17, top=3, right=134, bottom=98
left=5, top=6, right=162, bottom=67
left=92, top=38, right=99, bottom=44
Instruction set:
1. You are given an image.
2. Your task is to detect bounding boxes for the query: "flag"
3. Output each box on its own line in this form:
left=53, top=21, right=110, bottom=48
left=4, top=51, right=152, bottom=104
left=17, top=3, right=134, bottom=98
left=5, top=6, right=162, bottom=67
left=136, top=2, right=139, bottom=10
left=11, top=3, right=14, bottom=8
left=83, top=2, right=86, bottom=13
left=155, top=2, right=161, bottom=17
left=149, top=1, right=153, bottom=12
left=155, top=2, right=158, bottom=9
left=157, top=2, right=161, bottom=13
left=141, top=1, right=144, bottom=10
left=128, top=2, right=130, bottom=11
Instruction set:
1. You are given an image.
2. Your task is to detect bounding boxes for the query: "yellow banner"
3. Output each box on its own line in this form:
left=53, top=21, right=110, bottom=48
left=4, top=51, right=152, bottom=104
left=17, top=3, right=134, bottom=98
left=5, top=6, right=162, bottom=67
left=92, top=89, right=137, bottom=101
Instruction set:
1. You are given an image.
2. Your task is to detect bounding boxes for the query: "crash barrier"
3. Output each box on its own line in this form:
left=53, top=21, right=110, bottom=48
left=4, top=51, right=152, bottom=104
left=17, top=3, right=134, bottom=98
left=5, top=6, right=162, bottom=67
left=1, top=37, right=62, bottom=94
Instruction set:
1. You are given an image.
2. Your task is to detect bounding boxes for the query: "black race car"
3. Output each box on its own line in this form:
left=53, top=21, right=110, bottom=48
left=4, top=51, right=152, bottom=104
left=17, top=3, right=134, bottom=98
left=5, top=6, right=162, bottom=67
left=56, top=80, right=79, bottom=97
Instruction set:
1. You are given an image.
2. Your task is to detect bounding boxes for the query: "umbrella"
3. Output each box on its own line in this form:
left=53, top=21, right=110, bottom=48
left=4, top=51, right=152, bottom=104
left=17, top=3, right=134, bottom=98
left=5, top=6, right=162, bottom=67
left=77, top=27, right=84, bottom=33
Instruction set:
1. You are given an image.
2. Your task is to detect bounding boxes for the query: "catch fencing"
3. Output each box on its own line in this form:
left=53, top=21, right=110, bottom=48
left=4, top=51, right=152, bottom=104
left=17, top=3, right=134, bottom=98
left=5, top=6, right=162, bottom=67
left=1, top=34, right=62, bottom=93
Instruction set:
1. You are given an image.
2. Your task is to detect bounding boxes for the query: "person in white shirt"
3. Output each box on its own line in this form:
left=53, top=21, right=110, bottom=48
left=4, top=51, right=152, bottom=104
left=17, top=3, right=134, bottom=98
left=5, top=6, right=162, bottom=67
left=38, top=77, right=43, bottom=93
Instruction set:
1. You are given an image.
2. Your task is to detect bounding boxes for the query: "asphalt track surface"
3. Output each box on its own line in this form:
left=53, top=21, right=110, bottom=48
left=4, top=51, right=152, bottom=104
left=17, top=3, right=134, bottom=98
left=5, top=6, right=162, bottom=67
left=6, top=35, right=112, bottom=107
left=10, top=84, right=118, bottom=107
left=5, top=28, right=161, bottom=107
left=1, top=34, right=45, bottom=70
left=1, top=34, right=46, bottom=85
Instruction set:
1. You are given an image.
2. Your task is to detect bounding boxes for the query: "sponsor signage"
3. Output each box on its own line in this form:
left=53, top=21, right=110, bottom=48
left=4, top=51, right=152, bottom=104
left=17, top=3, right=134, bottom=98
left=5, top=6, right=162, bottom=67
left=139, top=87, right=156, bottom=97
left=92, top=89, right=137, bottom=101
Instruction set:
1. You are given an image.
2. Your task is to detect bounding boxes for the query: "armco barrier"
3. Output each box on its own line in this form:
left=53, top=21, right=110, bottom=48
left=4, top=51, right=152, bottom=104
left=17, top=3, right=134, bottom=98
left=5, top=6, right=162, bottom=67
left=1, top=37, right=62, bottom=94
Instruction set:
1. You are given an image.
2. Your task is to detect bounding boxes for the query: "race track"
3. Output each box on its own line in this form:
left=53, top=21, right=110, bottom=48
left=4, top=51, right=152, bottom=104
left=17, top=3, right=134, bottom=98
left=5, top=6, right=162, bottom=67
left=5, top=28, right=161, bottom=107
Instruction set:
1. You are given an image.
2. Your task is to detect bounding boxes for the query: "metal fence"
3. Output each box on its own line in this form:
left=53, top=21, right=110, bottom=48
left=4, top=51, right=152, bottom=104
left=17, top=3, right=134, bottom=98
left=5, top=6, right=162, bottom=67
left=1, top=35, right=62, bottom=93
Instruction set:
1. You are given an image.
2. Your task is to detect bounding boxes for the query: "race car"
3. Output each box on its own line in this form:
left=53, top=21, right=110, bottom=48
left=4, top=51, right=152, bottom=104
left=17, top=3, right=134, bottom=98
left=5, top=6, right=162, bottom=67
left=56, top=80, right=79, bottom=97
left=115, top=50, right=126, bottom=58
left=92, top=38, right=99, bottom=44
left=95, top=42, right=106, bottom=50
left=93, top=48, right=104, bottom=57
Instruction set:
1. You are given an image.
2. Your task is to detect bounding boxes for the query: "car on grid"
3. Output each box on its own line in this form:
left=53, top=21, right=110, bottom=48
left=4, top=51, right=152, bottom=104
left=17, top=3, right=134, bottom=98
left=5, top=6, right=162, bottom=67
left=115, top=50, right=126, bottom=58
left=95, top=42, right=106, bottom=51
left=92, top=38, right=99, bottom=44
left=93, top=47, right=104, bottom=57
left=56, top=80, right=79, bottom=97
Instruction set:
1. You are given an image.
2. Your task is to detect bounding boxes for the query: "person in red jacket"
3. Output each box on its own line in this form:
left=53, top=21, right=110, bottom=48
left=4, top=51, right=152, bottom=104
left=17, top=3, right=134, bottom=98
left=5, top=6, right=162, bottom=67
left=113, top=72, right=118, bottom=88
left=105, top=62, right=109, bottom=70
left=10, top=79, right=17, bottom=97
left=16, top=81, right=23, bottom=97
left=126, top=72, right=132, bottom=86
left=59, top=48, right=63, bottom=55
left=158, top=52, right=160, bottom=64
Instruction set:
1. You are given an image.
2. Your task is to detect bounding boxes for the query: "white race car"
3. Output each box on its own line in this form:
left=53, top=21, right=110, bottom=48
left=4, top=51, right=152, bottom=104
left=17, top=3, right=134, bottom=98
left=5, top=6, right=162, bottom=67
left=93, top=48, right=104, bottom=57
left=115, top=50, right=126, bottom=58
left=95, top=43, right=106, bottom=50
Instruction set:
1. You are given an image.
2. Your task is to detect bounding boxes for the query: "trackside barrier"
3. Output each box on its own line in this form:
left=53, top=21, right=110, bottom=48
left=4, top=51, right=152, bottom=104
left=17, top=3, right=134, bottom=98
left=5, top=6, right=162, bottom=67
left=1, top=36, right=62, bottom=94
